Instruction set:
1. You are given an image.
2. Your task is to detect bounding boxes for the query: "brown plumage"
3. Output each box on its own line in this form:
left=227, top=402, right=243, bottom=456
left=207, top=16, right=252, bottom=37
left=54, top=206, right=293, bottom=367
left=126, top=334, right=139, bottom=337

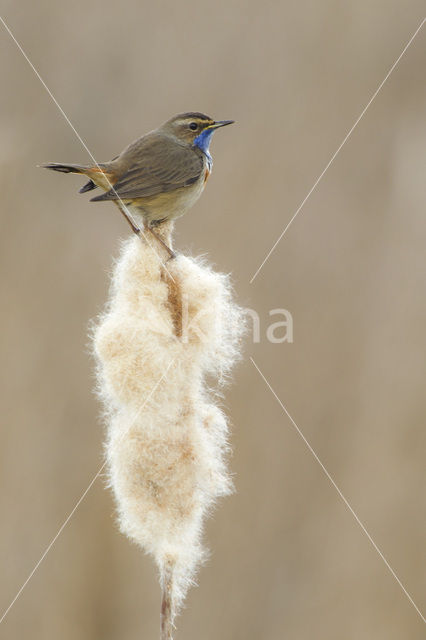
left=91, top=133, right=204, bottom=201
left=42, top=112, right=234, bottom=257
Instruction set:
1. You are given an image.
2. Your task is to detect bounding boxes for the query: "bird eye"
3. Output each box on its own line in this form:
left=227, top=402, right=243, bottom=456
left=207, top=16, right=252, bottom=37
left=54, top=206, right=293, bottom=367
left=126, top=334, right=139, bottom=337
left=189, top=122, right=198, bottom=131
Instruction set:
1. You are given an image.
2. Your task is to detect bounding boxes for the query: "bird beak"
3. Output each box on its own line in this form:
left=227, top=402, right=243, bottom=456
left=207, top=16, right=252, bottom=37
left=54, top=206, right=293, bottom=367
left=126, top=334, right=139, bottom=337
left=209, top=120, right=235, bottom=129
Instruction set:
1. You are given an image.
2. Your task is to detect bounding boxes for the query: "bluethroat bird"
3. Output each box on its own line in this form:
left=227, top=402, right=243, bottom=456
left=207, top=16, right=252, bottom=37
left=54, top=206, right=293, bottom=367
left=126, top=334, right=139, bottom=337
left=43, top=113, right=234, bottom=258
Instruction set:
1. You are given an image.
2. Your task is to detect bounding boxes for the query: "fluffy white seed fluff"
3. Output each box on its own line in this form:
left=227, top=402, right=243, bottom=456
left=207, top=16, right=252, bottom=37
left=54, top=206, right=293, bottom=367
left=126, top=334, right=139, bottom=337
left=92, top=225, right=244, bottom=633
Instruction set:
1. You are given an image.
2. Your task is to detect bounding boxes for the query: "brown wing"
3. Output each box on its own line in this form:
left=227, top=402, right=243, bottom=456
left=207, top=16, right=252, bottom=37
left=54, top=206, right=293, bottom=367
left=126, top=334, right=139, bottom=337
left=91, top=134, right=203, bottom=202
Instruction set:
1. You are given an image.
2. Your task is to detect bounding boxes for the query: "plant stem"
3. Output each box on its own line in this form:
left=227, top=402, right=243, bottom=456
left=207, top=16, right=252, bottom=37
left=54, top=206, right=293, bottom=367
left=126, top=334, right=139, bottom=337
left=160, top=561, right=174, bottom=640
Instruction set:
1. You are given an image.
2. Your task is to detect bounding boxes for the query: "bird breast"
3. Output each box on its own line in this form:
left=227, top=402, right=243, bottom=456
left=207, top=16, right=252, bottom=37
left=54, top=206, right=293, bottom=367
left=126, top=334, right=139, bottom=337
left=127, top=158, right=211, bottom=224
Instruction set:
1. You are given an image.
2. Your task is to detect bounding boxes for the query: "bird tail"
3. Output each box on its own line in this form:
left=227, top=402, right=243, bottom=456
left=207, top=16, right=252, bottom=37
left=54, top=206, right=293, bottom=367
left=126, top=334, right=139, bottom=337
left=41, top=162, right=101, bottom=193
left=41, top=162, right=88, bottom=174
left=79, top=179, right=97, bottom=193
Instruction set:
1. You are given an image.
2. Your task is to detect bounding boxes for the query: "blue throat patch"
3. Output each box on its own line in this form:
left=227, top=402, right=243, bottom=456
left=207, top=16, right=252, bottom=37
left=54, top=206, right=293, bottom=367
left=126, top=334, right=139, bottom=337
left=193, top=128, right=215, bottom=157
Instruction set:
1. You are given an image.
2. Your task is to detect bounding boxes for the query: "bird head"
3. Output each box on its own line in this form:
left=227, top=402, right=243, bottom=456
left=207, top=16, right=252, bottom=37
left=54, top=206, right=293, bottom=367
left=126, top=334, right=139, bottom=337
left=162, top=112, right=234, bottom=153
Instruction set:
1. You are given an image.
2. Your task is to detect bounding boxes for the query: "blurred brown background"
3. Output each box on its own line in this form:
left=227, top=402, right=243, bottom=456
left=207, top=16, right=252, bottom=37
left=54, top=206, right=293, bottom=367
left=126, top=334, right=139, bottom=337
left=0, top=2, right=425, bottom=638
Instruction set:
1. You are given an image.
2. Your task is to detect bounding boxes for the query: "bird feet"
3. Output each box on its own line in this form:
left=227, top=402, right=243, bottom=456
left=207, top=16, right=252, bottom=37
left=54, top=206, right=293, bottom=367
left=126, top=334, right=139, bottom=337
left=146, top=225, right=176, bottom=260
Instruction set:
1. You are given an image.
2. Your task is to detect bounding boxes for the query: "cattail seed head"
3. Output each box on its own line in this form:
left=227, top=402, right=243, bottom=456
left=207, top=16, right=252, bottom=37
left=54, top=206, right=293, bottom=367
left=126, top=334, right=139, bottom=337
left=92, top=224, right=245, bottom=629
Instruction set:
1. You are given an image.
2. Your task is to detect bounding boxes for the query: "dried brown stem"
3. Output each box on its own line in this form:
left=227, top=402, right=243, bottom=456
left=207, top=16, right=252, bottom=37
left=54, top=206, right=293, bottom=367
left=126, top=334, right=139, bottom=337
left=160, top=560, right=175, bottom=640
